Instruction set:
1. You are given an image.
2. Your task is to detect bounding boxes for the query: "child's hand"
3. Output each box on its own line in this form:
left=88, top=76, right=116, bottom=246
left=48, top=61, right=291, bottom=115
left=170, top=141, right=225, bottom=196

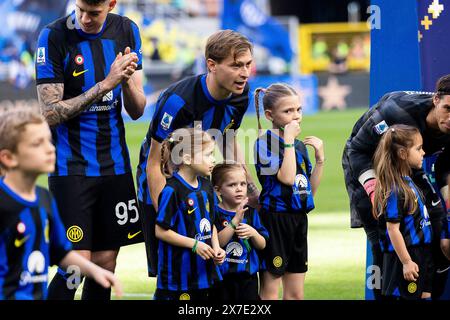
left=195, top=241, right=215, bottom=260
left=92, top=267, right=123, bottom=299
left=403, top=260, right=419, bottom=281
left=303, top=136, right=324, bottom=163
left=213, top=247, right=226, bottom=265
left=234, top=197, right=249, bottom=222
left=236, top=223, right=256, bottom=239
left=283, top=120, right=301, bottom=142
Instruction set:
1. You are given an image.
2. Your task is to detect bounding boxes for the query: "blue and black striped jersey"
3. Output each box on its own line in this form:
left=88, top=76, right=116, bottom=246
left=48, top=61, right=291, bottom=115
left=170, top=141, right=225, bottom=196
left=0, top=180, right=72, bottom=300
left=255, top=130, right=315, bottom=214
left=378, top=176, right=433, bottom=253
left=155, top=172, right=222, bottom=291
left=215, top=206, right=268, bottom=276
left=136, top=74, right=249, bottom=205
left=35, top=11, right=142, bottom=177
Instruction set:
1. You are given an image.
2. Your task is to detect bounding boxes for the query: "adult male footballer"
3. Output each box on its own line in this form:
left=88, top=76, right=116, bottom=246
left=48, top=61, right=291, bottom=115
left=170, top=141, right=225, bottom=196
left=342, top=75, right=450, bottom=299
left=35, top=0, right=146, bottom=300
left=136, top=30, right=260, bottom=277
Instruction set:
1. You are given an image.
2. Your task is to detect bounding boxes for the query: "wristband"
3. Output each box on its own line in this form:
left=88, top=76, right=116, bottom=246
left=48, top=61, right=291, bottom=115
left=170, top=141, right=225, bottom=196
left=192, top=239, right=198, bottom=253
left=283, top=143, right=295, bottom=148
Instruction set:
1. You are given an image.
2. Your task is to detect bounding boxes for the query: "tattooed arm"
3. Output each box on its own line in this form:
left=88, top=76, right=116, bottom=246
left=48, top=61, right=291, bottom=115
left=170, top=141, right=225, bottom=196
left=37, top=82, right=109, bottom=126
left=37, top=49, right=140, bottom=126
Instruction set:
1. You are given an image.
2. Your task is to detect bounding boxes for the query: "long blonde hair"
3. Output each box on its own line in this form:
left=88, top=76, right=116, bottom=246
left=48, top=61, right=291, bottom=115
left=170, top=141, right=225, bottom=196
left=372, top=124, right=421, bottom=219
left=160, top=128, right=214, bottom=177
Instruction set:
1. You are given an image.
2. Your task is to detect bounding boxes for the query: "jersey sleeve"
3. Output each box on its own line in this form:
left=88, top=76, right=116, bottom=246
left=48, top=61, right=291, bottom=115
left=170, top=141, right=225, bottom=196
left=35, top=27, right=65, bottom=85
left=384, top=190, right=403, bottom=223
left=149, top=92, right=194, bottom=142
left=49, top=198, right=72, bottom=266
left=129, top=21, right=143, bottom=70
left=156, top=186, right=179, bottom=230
left=254, top=136, right=281, bottom=177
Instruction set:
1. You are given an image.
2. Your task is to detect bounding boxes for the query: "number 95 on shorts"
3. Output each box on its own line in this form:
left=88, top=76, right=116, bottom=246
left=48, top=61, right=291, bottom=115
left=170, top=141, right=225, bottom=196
left=49, top=173, right=144, bottom=251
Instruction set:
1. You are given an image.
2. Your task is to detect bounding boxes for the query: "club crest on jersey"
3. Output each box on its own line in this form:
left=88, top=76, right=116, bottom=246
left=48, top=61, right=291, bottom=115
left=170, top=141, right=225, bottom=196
left=36, top=47, right=45, bottom=64
left=75, top=54, right=84, bottom=65
left=187, top=198, right=195, bottom=207
left=161, top=112, right=173, bottom=130
left=373, top=120, right=389, bottom=135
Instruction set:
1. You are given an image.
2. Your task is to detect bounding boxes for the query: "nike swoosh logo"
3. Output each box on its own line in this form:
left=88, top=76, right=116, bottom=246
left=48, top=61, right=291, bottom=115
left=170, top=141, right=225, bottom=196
left=432, top=200, right=441, bottom=207
left=127, top=231, right=142, bottom=239
left=436, top=266, right=450, bottom=274
left=73, top=69, right=88, bottom=77
left=14, top=235, right=30, bottom=248
left=188, top=208, right=197, bottom=214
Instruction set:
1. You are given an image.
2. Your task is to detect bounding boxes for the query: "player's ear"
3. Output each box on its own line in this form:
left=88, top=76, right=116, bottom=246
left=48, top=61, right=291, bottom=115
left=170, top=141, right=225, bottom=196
left=213, top=185, right=221, bottom=197
left=264, top=109, right=273, bottom=122
left=206, top=59, right=217, bottom=73
left=0, top=149, right=18, bottom=170
left=108, top=0, right=117, bottom=12
left=397, top=147, right=407, bottom=160
left=182, top=153, right=192, bottom=166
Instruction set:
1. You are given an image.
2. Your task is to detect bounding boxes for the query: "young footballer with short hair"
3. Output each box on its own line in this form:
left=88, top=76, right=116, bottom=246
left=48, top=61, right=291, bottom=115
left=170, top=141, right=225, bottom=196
left=0, top=108, right=122, bottom=300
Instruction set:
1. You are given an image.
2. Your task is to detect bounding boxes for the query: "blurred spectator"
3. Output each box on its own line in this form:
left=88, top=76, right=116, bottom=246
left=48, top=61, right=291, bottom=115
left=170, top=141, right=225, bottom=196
left=329, top=40, right=349, bottom=74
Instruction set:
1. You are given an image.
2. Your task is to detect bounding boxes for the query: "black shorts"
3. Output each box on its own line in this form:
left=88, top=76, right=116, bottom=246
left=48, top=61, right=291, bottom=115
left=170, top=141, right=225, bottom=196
left=153, top=288, right=210, bottom=301
left=210, top=273, right=259, bottom=301
left=382, top=245, right=434, bottom=300
left=49, top=173, right=144, bottom=251
left=139, top=200, right=158, bottom=277
left=260, top=210, right=308, bottom=275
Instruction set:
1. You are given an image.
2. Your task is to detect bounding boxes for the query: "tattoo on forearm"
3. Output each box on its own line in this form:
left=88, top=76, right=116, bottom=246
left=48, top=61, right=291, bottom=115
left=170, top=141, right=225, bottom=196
left=37, top=83, right=106, bottom=126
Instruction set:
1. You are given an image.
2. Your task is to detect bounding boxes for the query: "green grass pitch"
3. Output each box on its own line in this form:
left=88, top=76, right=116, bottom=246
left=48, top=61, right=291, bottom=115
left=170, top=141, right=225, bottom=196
left=45, top=108, right=369, bottom=300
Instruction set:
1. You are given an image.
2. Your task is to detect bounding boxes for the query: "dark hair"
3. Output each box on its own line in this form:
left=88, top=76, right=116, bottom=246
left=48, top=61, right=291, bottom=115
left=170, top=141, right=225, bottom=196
left=160, top=128, right=214, bottom=177
left=435, top=74, right=450, bottom=98
left=211, top=161, right=247, bottom=188
left=205, top=30, right=253, bottom=64
left=81, top=0, right=109, bottom=5
left=372, top=124, right=421, bottom=219
left=254, top=83, right=298, bottom=132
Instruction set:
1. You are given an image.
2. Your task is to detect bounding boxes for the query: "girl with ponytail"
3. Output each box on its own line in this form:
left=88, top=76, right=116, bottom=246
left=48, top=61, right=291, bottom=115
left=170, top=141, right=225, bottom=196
left=373, top=124, right=434, bottom=300
left=254, top=83, right=324, bottom=300
left=154, top=128, right=226, bottom=300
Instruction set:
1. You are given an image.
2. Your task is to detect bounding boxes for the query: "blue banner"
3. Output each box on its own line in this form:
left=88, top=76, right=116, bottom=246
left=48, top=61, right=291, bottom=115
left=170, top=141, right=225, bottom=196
left=418, top=0, right=450, bottom=91
left=221, top=0, right=293, bottom=62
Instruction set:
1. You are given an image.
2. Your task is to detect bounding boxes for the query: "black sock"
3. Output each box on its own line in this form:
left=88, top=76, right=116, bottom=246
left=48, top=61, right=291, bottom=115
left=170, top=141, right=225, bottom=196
left=47, top=269, right=82, bottom=300
left=81, top=278, right=111, bottom=300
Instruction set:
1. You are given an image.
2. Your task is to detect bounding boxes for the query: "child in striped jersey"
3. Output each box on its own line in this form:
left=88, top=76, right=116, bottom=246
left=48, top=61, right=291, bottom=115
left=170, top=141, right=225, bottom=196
left=210, top=162, right=268, bottom=300
left=373, top=124, right=434, bottom=299
left=254, top=83, right=324, bottom=300
left=154, top=128, right=225, bottom=301
left=0, top=108, right=122, bottom=300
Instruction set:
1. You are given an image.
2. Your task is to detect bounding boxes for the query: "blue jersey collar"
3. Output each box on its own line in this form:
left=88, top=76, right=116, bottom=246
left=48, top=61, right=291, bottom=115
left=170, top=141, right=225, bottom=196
left=173, top=171, right=202, bottom=191
left=0, top=179, right=38, bottom=207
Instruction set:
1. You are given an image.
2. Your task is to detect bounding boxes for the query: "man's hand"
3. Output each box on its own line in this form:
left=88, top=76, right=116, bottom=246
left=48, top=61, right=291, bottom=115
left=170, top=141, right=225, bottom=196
left=102, top=47, right=138, bottom=91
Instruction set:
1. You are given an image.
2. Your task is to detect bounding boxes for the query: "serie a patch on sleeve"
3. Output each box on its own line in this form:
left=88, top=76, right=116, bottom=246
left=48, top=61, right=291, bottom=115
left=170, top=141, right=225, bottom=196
left=373, top=120, right=389, bottom=135
left=161, top=112, right=173, bottom=130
